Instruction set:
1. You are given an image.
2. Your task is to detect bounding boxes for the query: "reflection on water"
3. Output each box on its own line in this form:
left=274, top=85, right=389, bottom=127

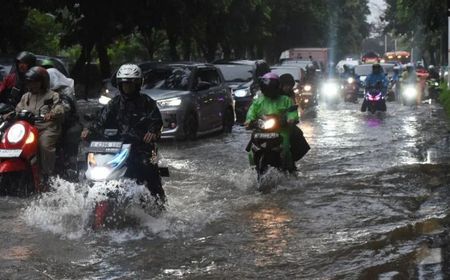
left=0, top=246, right=32, bottom=260
left=248, top=205, right=293, bottom=267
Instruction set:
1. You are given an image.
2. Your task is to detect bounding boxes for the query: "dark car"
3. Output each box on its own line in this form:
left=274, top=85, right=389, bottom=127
left=143, top=62, right=234, bottom=140
left=213, top=59, right=270, bottom=123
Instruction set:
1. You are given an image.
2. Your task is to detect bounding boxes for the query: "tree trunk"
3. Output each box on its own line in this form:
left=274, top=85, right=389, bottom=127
left=96, top=42, right=111, bottom=79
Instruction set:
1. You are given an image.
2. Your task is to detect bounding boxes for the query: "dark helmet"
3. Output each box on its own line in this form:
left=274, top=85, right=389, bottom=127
left=40, top=58, right=55, bottom=69
left=25, top=66, right=50, bottom=91
left=372, top=63, right=382, bottom=75
left=259, top=72, right=280, bottom=99
left=279, top=73, right=295, bottom=88
left=15, top=51, right=37, bottom=68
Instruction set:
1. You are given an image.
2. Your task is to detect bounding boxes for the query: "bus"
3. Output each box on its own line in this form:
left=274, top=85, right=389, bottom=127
left=382, top=51, right=411, bottom=65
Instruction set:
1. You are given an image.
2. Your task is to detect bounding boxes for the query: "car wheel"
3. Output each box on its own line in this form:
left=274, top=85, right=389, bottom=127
left=183, top=112, right=198, bottom=140
left=222, top=107, right=234, bottom=133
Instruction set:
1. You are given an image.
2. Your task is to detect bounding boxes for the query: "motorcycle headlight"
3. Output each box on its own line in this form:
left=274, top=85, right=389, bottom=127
left=404, top=87, right=417, bottom=99
left=90, top=166, right=112, bottom=181
left=99, top=95, right=112, bottom=105
left=304, top=85, right=312, bottom=92
left=434, top=82, right=439, bottom=86
left=234, top=89, right=251, bottom=98
left=262, top=118, right=276, bottom=130
left=294, top=88, right=300, bottom=94
left=347, top=77, right=354, bottom=84
left=157, top=97, right=182, bottom=108
left=323, top=83, right=339, bottom=96
left=7, top=123, right=25, bottom=144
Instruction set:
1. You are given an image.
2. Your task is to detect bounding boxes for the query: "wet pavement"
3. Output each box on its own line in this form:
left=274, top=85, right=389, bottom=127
left=2, top=100, right=450, bottom=279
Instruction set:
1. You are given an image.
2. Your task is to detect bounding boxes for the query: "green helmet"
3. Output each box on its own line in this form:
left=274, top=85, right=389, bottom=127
left=40, top=58, right=55, bottom=69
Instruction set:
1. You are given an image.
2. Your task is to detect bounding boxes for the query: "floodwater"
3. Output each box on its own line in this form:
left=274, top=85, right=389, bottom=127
left=2, top=100, right=450, bottom=279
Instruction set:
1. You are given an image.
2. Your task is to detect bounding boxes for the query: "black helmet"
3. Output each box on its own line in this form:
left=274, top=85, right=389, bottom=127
left=372, top=63, right=382, bottom=75
left=16, top=51, right=37, bottom=68
left=279, top=73, right=295, bottom=88
left=25, top=66, right=50, bottom=92
left=259, top=72, right=280, bottom=99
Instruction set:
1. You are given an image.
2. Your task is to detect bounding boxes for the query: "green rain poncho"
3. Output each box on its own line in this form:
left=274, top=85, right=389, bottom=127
left=245, top=94, right=299, bottom=169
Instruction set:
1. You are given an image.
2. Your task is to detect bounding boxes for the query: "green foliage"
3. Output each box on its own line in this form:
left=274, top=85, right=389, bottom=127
left=438, top=83, right=450, bottom=118
left=23, top=9, right=62, bottom=55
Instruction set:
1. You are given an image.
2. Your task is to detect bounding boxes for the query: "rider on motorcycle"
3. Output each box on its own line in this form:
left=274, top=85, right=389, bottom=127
left=279, top=73, right=296, bottom=101
left=15, top=66, right=65, bottom=181
left=361, top=63, right=388, bottom=112
left=244, top=72, right=299, bottom=172
left=81, top=64, right=166, bottom=203
left=40, top=59, right=81, bottom=170
left=0, top=51, right=37, bottom=106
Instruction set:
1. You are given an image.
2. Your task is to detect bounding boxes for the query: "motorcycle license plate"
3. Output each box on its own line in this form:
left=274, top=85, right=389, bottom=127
left=89, top=141, right=123, bottom=153
left=254, top=133, right=279, bottom=139
left=0, top=149, right=22, bottom=158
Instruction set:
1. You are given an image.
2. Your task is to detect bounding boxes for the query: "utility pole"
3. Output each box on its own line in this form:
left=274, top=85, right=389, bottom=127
left=448, top=6, right=450, bottom=86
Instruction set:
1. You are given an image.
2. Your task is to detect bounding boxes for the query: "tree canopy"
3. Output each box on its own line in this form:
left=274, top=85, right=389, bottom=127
left=1, top=0, right=373, bottom=78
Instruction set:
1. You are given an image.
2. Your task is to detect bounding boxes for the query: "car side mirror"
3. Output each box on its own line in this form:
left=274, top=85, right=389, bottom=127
left=196, top=81, right=211, bottom=91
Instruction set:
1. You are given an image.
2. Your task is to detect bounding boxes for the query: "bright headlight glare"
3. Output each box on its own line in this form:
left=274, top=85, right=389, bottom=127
left=263, top=118, right=276, bottom=130
left=91, top=166, right=112, bottom=181
left=7, top=124, right=25, bottom=144
left=234, top=89, right=250, bottom=98
left=434, top=82, right=439, bottom=86
left=304, top=85, right=312, bottom=91
left=99, top=95, right=112, bottom=105
left=404, top=87, right=417, bottom=99
left=323, top=83, right=338, bottom=96
left=294, top=88, right=300, bottom=94
left=157, top=97, right=182, bottom=107
left=347, top=77, right=354, bottom=84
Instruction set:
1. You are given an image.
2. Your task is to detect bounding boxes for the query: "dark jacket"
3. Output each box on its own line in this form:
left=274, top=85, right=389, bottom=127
left=0, top=71, right=27, bottom=106
left=91, top=93, right=163, bottom=141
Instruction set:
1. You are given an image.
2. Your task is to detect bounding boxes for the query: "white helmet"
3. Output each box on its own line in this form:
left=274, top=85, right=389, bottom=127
left=116, top=64, right=143, bottom=85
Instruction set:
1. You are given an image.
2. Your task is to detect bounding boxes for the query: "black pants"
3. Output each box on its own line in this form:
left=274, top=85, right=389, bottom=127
left=126, top=149, right=165, bottom=201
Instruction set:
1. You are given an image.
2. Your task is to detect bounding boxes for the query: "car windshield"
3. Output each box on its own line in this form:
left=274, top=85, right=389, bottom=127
left=158, top=67, right=191, bottom=91
left=270, top=67, right=301, bottom=81
left=215, top=64, right=253, bottom=82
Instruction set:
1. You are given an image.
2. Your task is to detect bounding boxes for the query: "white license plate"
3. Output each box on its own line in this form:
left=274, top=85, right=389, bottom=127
left=90, top=141, right=123, bottom=149
left=0, top=149, right=22, bottom=158
left=254, top=133, right=279, bottom=139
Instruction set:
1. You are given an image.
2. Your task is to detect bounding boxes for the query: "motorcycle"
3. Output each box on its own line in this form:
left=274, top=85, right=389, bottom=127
left=245, top=106, right=297, bottom=192
left=320, top=79, right=342, bottom=105
left=295, top=84, right=317, bottom=110
left=426, top=78, right=440, bottom=100
left=361, top=84, right=387, bottom=114
left=342, top=77, right=358, bottom=103
left=84, top=123, right=169, bottom=230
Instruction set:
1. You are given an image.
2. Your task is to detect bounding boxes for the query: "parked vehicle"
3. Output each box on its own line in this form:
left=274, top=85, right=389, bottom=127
left=213, top=60, right=270, bottom=124
left=143, top=62, right=234, bottom=140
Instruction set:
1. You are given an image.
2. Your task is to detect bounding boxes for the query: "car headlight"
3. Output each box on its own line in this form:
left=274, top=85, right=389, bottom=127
left=304, top=85, right=312, bottom=92
left=404, top=87, right=417, bottom=99
left=262, top=118, right=276, bottom=130
left=7, top=123, right=25, bottom=144
left=234, top=89, right=251, bottom=98
left=90, top=166, right=112, bottom=181
left=157, top=97, right=182, bottom=108
left=347, top=77, right=354, bottom=84
left=99, top=95, right=112, bottom=105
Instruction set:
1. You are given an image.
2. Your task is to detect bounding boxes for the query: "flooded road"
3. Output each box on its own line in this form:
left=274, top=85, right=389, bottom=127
left=2, top=100, right=450, bottom=279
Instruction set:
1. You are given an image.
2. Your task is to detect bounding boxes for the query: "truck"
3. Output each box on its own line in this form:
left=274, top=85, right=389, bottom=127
left=279, top=48, right=329, bottom=72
